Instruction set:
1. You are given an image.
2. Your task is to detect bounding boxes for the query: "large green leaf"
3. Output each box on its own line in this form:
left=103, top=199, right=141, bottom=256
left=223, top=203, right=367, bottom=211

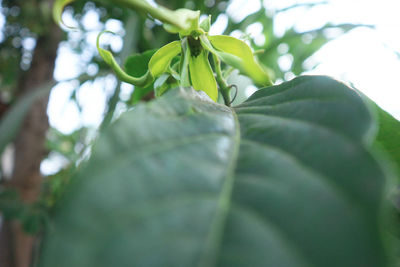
left=375, top=106, right=400, bottom=171
left=39, top=76, right=393, bottom=266
left=226, top=76, right=391, bottom=266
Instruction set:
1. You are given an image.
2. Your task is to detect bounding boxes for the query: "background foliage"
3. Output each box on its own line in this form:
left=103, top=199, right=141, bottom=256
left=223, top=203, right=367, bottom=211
left=0, top=0, right=399, bottom=266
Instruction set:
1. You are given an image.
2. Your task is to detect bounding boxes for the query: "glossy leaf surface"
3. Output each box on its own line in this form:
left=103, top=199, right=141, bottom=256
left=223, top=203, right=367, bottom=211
left=39, top=76, right=391, bottom=267
left=226, top=76, right=390, bottom=266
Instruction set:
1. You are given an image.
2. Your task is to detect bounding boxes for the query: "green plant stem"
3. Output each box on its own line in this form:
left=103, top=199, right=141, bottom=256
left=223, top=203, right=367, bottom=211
left=100, top=82, right=121, bottom=132
left=100, top=12, right=138, bottom=131
left=212, top=54, right=231, bottom=106
left=180, top=38, right=191, bottom=87
left=117, top=0, right=186, bottom=30
left=222, top=67, right=235, bottom=79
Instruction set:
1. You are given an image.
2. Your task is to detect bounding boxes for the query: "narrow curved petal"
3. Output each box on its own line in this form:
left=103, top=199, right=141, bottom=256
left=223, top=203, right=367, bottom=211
left=97, top=33, right=182, bottom=88
left=53, top=0, right=76, bottom=28
left=206, top=35, right=272, bottom=86
left=189, top=50, right=218, bottom=101
left=97, top=31, right=151, bottom=87
left=149, top=41, right=181, bottom=78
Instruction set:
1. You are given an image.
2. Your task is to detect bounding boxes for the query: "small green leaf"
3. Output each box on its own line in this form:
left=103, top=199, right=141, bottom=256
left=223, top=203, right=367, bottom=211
left=124, top=49, right=157, bottom=77
left=203, top=35, right=272, bottom=86
left=189, top=49, right=218, bottom=101
left=123, top=46, right=181, bottom=102
left=124, top=50, right=157, bottom=104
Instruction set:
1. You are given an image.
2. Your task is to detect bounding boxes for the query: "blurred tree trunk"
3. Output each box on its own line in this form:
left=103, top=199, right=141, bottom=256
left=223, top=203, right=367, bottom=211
left=0, top=6, right=62, bottom=267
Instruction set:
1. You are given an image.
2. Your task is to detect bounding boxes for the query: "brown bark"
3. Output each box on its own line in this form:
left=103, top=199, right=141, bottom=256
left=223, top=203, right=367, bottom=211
left=0, top=14, right=62, bottom=267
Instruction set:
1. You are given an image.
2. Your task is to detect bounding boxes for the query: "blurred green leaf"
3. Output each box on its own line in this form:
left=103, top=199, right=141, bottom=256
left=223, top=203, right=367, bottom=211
left=21, top=204, right=48, bottom=234
left=261, top=23, right=373, bottom=79
left=0, top=188, right=23, bottom=220
left=0, top=82, right=54, bottom=155
left=0, top=187, right=48, bottom=233
left=46, top=127, right=87, bottom=163
left=275, top=1, right=328, bottom=13
left=39, top=76, right=392, bottom=267
left=224, top=7, right=269, bottom=35
left=41, top=167, right=76, bottom=209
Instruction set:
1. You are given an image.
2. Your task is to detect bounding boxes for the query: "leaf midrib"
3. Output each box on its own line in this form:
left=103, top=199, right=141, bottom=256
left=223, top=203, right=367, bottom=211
left=198, top=108, right=241, bottom=267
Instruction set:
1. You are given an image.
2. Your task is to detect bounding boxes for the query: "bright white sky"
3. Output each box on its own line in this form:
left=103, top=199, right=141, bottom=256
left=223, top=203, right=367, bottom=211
left=49, top=0, right=400, bottom=137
